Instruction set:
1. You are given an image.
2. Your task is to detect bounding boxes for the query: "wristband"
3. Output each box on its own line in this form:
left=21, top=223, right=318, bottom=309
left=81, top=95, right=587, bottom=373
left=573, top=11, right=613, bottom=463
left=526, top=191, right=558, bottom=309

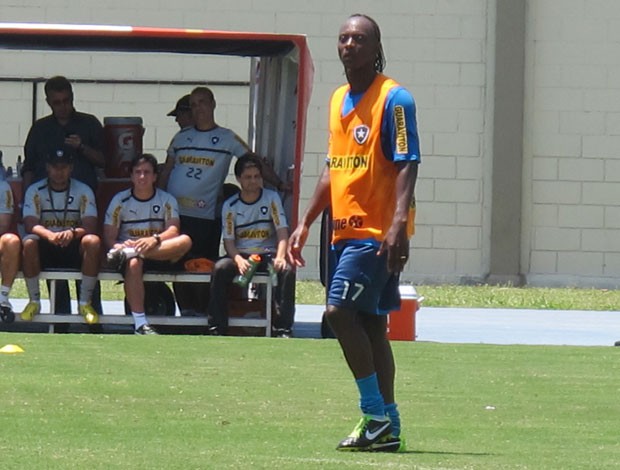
left=153, top=233, right=161, bottom=245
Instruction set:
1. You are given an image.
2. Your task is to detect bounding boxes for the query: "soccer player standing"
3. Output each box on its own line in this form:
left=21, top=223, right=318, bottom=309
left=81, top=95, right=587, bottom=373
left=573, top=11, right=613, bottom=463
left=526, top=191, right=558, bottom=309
left=288, top=14, right=420, bottom=452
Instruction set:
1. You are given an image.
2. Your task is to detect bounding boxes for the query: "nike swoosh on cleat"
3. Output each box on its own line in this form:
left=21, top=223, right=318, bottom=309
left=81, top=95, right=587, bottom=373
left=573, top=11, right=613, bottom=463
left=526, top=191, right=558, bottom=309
left=364, top=422, right=390, bottom=441
left=370, top=441, right=401, bottom=451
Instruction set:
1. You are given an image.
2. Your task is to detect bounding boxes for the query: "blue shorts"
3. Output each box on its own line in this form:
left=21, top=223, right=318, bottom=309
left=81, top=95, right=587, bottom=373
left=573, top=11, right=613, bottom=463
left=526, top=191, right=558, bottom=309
left=327, top=242, right=401, bottom=314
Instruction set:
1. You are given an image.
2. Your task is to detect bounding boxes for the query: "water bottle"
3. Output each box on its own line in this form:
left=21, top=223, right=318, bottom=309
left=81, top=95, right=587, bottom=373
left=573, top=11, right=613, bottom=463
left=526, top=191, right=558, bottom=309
left=267, top=262, right=278, bottom=285
left=0, top=151, right=6, bottom=181
left=16, top=155, right=23, bottom=177
left=234, top=254, right=261, bottom=288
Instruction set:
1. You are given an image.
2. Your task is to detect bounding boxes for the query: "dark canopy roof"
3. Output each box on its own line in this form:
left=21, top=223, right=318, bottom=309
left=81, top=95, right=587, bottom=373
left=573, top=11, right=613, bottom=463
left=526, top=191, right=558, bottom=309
left=0, top=23, right=302, bottom=56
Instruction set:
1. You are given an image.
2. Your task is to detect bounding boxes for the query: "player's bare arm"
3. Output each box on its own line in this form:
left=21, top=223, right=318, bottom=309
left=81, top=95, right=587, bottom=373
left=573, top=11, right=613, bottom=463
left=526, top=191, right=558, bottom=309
left=378, top=161, right=417, bottom=273
left=288, top=164, right=331, bottom=267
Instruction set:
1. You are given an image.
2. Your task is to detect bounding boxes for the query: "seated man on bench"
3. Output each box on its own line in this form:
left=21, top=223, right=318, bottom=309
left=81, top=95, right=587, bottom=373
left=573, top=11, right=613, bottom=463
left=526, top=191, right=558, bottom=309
left=0, top=178, right=21, bottom=323
left=20, top=148, right=101, bottom=324
left=103, top=153, right=191, bottom=335
left=207, top=154, right=295, bottom=337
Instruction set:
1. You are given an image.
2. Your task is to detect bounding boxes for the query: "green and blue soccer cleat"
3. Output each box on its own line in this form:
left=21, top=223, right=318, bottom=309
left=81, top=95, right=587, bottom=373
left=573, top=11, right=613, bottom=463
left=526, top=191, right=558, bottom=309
left=336, top=415, right=392, bottom=451
left=370, top=434, right=407, bottom=452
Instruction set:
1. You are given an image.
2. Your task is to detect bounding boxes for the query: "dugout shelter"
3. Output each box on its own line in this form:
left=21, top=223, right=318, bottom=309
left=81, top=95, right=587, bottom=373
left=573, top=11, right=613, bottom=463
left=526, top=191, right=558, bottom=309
left=0, top=22, right=314, bottom=226
left=0, top=23, right=313, bottom=331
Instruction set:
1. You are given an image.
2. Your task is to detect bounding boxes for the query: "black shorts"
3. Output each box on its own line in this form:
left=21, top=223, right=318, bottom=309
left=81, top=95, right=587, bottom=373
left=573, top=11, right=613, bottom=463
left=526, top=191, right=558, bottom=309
left=179, top=215, right=221, bottom=261
left=120, top=258, right=184, bottom=276
left=39, top=238, right=82, bottom=270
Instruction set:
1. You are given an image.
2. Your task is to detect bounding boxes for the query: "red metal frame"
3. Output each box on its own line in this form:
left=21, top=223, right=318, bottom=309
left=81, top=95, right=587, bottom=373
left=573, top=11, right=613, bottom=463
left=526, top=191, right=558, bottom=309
left=0, top=22, right=314, bottom=224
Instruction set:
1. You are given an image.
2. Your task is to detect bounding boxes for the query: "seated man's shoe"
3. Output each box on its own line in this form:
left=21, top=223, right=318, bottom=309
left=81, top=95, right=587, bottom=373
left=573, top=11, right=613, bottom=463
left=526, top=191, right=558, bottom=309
left=0, top=300, right=15, bottom=323
left=106, top=248, right=127, bottom=272
left=208, top=325, right=222, bottom=336
left=336, top=416, right=392, bottom=451
left=135, top=324, right=158, bottom=335
left=20, top=301, right=41, bottom=321
left=78, top=304, right=99, bottom=325
left=273, top=327, right=292, bottom=338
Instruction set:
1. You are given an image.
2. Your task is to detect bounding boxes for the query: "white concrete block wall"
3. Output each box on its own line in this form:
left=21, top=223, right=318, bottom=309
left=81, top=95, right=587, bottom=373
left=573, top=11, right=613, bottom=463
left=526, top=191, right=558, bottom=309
left=14, top=1, right=620, bottom=287
left=0, top=79, right=250, bottom=163
left=525, top=0, right=620, bottom=287
left=1, top=1, right=484, bottom=282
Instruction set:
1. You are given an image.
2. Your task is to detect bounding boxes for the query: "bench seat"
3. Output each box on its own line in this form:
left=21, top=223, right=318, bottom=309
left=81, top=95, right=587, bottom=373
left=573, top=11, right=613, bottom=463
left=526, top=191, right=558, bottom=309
left=15, top=269, right=275, bottom=336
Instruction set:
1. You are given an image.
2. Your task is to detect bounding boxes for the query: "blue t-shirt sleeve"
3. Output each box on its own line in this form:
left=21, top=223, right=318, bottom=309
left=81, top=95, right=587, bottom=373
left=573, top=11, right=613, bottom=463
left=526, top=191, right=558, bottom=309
left=382, top=87, right=421, bottom=163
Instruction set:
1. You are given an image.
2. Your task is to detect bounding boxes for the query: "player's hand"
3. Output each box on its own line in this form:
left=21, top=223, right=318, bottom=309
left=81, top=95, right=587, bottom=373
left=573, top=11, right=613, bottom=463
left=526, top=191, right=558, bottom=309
left=288, top=225, right=308, bottom=267
left=47, top=231, right=61, bottom=246
left=235, top=256, right=251, bottom=275
left=133, top=236, right=157, bottom=255
left=378, top=222, right=409, bottom=273
left=111, top=243, right=125, bottom=252
left=123, top=240, right=137, bottom=248
left=49, top=230, right=72, bottom=247
left=273, top=256, right=287, bottom=272
left=64, top=134, right=82, bottom=150
left=60, top=229, right=75, bottom=247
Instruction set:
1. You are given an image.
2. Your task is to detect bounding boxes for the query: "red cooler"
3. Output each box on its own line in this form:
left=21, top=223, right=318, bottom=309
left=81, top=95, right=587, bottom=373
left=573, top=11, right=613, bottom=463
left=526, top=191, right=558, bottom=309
left=103, top=117, right=144, bottom=177
left=387, top=285, right=419, bottom=341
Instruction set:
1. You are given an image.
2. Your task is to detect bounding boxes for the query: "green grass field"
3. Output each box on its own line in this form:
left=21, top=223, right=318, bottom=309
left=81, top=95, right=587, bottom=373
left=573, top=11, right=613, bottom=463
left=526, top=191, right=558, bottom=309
left=296, top=282, right=620, bottom=311
left=2, top=334, right=620, bottom=469
left=10, top=279, right=620, bottom=311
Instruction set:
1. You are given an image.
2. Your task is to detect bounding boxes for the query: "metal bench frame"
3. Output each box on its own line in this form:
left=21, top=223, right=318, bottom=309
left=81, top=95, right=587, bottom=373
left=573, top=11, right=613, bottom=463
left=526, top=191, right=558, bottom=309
left=21, top=270, right=275, bottom=336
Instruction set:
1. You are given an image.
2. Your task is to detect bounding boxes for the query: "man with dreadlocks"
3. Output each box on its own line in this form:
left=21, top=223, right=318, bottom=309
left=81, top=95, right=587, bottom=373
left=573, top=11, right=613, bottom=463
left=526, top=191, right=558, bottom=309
left=288, top=14, right=420, bottom=452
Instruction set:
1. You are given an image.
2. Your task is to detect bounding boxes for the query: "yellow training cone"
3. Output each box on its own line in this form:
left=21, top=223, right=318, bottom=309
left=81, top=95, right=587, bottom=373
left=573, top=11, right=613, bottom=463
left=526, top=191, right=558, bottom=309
left=0, top=344, right=24, bottom=354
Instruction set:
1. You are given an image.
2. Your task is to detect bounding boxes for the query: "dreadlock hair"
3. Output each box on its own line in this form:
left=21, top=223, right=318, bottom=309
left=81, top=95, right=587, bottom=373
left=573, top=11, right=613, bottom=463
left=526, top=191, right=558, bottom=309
left=349, top=13, right=386, bottom=73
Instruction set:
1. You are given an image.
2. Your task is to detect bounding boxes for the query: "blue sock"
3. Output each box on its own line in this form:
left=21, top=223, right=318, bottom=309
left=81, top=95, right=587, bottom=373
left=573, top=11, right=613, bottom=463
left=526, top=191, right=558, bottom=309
left=385, top=402, right=401, bottom=437
left=355, top=373, right=385, bottom=418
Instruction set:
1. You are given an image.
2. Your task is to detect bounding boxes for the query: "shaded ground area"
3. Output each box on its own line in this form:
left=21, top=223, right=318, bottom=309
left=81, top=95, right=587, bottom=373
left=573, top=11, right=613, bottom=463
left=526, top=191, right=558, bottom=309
left=2, top=300, right=619, bottom=346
